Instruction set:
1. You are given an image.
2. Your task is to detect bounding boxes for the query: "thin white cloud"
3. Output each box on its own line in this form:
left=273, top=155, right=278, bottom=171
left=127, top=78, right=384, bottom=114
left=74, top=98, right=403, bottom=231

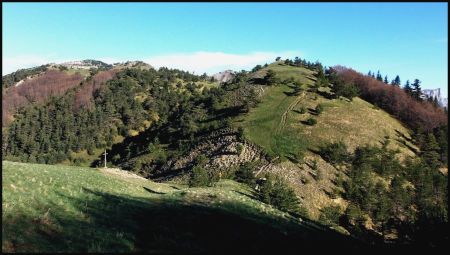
left=143, top=51, right=303, bottom=74
left=2, top=54, right=63, bottom=75
left=2, top=51, right=303, bottom=76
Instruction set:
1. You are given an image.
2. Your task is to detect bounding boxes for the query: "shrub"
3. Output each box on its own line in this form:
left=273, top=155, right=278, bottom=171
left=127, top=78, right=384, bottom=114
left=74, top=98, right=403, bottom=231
left=264, top=70, right=278, bottom=85
left=73, top=157, right=87, bottom=166
left=236, top=144, right=244, bottom=155
left=305, top=117, right=317, bottom=126
left=259, top=173, right=301, bottom=214
left=319, top=205, right=342, bottom=226
left=311, top=159, right=318, bottom=170
left=339, top=83, right=359, bottom=101
left=189, top=166, right=210, bottom=187
left=194, top=154, right=208, bottom=167
left=189, top=154, right=220, bottom=187
left=87, top=145, right=95, bottom=156
left=234, top=162, right=256, bottom=186
left=315, top=104, right=324, bottom=114
left=237, top=126, right=245, bottom=139
left=344, top=204, right=365, bottom=226
left=299, top=107, right=306, bottom=114
left=319, top=141, right=350, bottom=164
left=293, top=83, right=303, bottom=95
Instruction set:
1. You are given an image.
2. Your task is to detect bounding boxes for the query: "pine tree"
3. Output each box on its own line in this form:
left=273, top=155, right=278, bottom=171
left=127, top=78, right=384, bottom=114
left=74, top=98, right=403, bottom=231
left=376, top=70, right=383, bottom=81
left=264, top=69, right=277, bottom=85
left=412, top=79, right=422, bottom=100
left=421, top=133, right=441, bottom=168
left=384, top=75, right=389, bottom=84
left=403, top=80, right=413, bottom=96
left=391, top=75, right=401, bottom=86
left=368, top=71, right=372, bottom=77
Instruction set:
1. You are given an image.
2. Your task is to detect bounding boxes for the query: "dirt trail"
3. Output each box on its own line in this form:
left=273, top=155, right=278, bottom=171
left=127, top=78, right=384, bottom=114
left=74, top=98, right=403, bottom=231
left=275, top=92, right=305, bottom=134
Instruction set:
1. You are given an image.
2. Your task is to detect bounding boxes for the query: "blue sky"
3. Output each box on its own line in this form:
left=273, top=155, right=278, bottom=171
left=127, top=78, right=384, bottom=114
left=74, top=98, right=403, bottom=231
left=3, top=3, right=448, bottom=95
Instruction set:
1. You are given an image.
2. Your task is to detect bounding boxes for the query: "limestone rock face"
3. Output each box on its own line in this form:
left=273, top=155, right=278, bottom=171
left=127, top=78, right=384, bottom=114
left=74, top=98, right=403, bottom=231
left=157, top=128, right=267, bottom=181
left=212, top=70, right=235, bottom=83
left=58, top=60, right=112, bottom=69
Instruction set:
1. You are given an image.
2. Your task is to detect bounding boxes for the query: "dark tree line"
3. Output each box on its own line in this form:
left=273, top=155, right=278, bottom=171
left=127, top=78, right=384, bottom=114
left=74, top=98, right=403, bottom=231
left=284, top=57, right=324, bottom=71
left=367, top=70, right=423, bottom=101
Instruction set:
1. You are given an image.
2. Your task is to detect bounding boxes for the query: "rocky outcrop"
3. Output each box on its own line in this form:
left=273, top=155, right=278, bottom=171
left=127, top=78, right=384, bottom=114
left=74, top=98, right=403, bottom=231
left=156, top=128, right=268, bottom=181
left=57, top=60, right=112, bottom=70
left=212, top=70, right=235, bottom=83
left=113, top=61, right=154, bottom=70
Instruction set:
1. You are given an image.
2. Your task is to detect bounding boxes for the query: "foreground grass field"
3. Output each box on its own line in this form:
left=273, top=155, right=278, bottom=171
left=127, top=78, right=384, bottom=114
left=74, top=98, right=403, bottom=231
left=2, top=161, right=363, bottom=253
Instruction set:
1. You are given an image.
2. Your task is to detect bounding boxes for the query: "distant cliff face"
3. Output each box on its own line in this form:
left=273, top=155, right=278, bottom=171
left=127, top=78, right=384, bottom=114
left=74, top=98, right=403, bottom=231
left=212, top=70, right=235, bottom=83
left=57, top=60, right=112, bottom=69
left=422, top=88, right=441, bottom=100
left=440, top=98, right=448, bottom=108
left=422, top=88, right=448, bottom=108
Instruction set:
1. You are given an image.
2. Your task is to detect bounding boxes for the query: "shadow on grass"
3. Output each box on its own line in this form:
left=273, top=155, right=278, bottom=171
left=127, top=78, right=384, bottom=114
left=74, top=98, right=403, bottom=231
left=3, top=187, right=371, bottom=253
left=233, top=190, right=258, bottom=200
left=143, top=187, right=166, bottom=195
left=307, top=107, right=319, bottom=116
left=300, top=120, right=316, bottom=126
left=316, top=90, right=335, bottom=100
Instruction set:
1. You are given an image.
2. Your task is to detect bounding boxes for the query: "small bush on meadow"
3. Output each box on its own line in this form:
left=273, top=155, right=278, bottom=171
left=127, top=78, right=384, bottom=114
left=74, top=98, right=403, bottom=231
left=319, top=141, right=350, bottom=164
left=299, top=106, right=306, bottom=114
left=305, top=118, right=317, bottom=126
left=315, top=104, right=324, bottom=114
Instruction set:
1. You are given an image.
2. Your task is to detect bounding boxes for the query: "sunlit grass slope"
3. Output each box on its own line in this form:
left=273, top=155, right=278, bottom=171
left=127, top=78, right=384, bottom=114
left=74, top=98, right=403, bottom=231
left=237, top=63, right=417, bottom=161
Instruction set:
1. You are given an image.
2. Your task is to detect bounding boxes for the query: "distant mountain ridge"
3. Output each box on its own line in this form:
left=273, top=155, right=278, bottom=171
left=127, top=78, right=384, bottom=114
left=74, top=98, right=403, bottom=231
left=56, top=59, right=113, bottom=69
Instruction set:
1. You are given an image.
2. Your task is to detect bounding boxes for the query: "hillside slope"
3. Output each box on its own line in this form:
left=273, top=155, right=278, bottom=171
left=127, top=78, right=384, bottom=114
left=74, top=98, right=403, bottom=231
left=238, top=62, right=417, bottom=157
left=2, top=161, right=364, bottom=253
left=233, top=63, right=418, bottom=218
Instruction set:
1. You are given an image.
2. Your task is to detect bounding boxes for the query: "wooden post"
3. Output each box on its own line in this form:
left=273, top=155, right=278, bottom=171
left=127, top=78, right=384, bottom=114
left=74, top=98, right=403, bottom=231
left=104, top=149, right=108, bottom=168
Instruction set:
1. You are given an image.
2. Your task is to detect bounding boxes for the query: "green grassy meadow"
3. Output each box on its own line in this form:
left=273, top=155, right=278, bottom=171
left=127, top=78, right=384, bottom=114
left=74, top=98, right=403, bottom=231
left=2, top=161, right=363, bottom=253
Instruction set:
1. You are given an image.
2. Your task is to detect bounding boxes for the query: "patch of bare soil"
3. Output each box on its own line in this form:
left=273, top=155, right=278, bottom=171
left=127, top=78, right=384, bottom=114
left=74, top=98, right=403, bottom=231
left=99, top=168, right=147, bottom=181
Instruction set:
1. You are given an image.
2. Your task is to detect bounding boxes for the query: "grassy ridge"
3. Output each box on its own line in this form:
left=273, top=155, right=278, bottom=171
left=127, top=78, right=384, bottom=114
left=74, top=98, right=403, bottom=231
left=2, top=161, right=362, bottom=253
left=237, top=63, right=416, bottom=161
left=236, top=64, right=316, bottom=160
left=238, top=82, right=310, bottom=160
